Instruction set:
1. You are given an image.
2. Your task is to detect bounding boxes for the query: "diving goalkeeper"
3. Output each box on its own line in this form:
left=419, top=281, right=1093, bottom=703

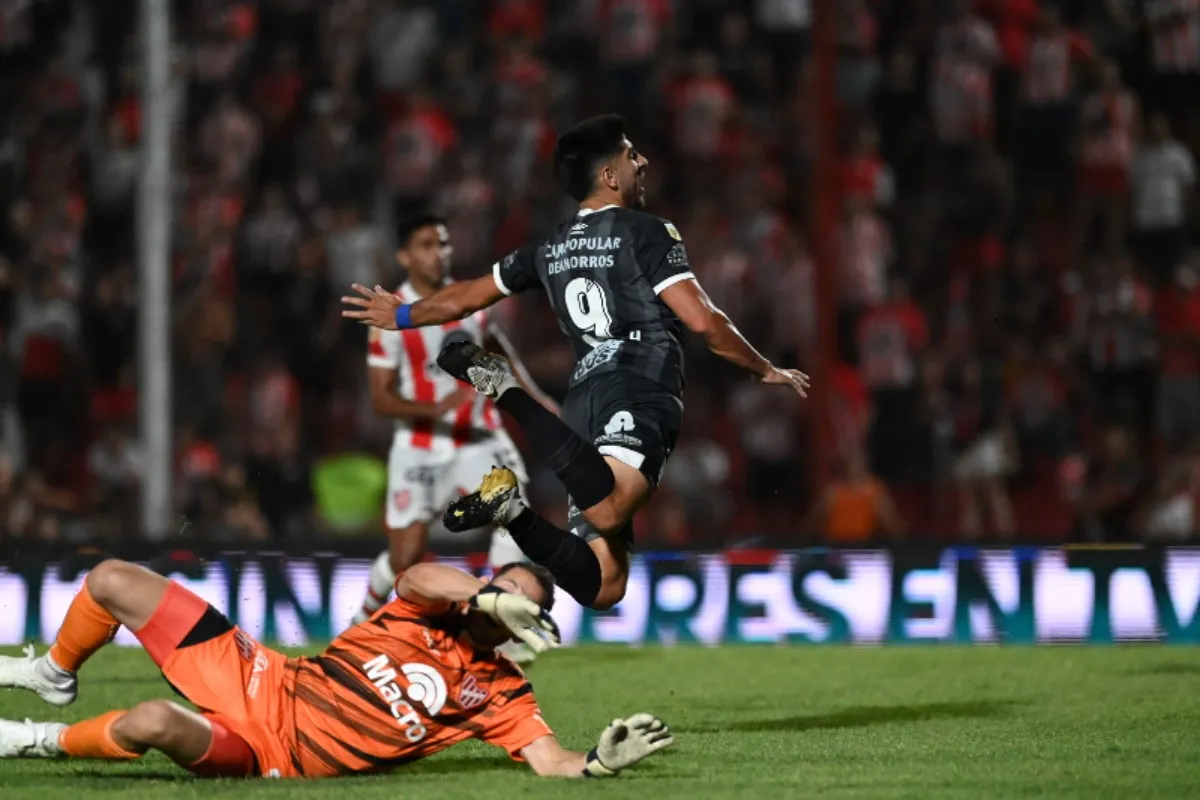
left=0, top=558, right=672, bottom=778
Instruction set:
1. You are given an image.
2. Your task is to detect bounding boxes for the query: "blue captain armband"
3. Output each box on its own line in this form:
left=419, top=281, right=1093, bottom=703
left=394, top=304, right=414, bottom=330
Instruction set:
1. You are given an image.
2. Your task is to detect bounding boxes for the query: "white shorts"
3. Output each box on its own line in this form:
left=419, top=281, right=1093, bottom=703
left=386, top=432, right=529, bottom=530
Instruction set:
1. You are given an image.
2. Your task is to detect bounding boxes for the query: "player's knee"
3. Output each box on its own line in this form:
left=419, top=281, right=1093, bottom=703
left=116, top=700, right=183, bottom=747
left=582, top=500, right=630, bottom=536
left=387, top=524, right=428, bottom=573
left=591, top=578, right=627, bottom=612
left=85, top=559, right=136, bottom=606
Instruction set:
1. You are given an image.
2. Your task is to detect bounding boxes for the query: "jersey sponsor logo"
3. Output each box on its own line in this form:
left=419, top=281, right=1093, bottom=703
left=571, top=339, right=623, bottom=383
left=547, top=254, right=615, bottom=275
left=401, top=663, right=449, bottom=715
left=459, top=673, right=488, bottom=709
left=246, top=650, right=269, bottom=699
left=544, top=236, right=622, bottom=259
left=362, top=655, right=447, bottom=743
left=597, top=410, right=642, bottom=448
left=404, top=467, right=438, bottom=484
left=664, top=222, right=682, bottom=241
left=568, top=222, right=588, bottom=236
left=604, top=411, right=636, bottom=435
left=667, top=242, right=689, bottom=268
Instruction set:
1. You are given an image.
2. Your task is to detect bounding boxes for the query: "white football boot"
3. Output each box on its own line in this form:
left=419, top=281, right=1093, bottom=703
left=0, top=718, right=66, bottom=758
left=0, top=644, right=77, bottom=706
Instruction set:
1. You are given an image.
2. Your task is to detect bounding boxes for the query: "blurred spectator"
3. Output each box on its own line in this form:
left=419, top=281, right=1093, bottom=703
left=1019, top=5, right=1092, bottom=203
left=801, top=444, right=904, bottom=544
left=599, top=0, right=673, bottom=113
left=672, top=50, right=734, bottom=163
left=1155, top=263, right=1200, bottom=450
left=730, top=376, right=801, bottom=531
left=1074, top=425, right=1147, bottom=542
left=369, top=0, right=438, bottom=96
left=1077, top=254, right=1156, bottom=430
left=1130, top=114, right=1195, bottom=285
left=857, top=277, right=928, bottom=480
left=940, top=352, right=1015, bottom=538
left=1076, top=59, right=1136, bottom=255
left=930, top=0, right=999, bottom=149
left=1140, top=457, right=1195, bottom=541
left=1006, top=338, right=1072, bottom=464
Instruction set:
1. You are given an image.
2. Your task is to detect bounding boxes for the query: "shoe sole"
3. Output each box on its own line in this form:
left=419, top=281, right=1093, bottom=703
left=436, top=341, right=485, bottom=383
left=444, top=469, right=517, bottom=532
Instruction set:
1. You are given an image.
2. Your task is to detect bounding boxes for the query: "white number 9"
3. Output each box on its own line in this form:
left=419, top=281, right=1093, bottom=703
left=564, top=277, right=614, bottom=342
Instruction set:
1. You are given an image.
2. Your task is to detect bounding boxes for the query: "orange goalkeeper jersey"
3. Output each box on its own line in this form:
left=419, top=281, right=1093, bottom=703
left=274, top=596, right=552, bottom=777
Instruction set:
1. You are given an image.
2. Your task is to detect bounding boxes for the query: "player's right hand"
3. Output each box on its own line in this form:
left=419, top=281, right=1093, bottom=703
left=762, top=366, right=810, bottom=397
left=469, top=586, right=561, bottom=653
left=342, top=284, right=402, bottom=330
left=583, top=713, right=675, bottom=776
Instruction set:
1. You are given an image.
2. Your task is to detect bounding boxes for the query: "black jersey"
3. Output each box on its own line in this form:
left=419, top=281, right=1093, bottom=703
left=492, top=205, right=694, bottom=396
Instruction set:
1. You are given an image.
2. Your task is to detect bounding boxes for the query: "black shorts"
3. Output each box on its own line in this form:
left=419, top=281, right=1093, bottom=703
left=561, top=373, right=683, bottom=543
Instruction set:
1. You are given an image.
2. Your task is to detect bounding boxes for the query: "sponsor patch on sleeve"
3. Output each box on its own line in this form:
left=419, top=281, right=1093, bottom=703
left=667, top=242, right=689, bottom=268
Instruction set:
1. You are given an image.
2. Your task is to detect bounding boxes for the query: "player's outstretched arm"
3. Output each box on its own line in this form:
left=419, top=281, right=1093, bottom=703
left=396, top=562, right=487, bottom=605
left=659, top=278, right=810, bottom=397
left=521, top=714, right=674, bottom=778
left=342, top=274, right=505, bottom=331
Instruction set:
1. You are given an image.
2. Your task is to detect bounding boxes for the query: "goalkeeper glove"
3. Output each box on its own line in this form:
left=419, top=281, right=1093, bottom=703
left=582, top=714, right=674, bottom=777
left=469, top=585, right=561, bottom=653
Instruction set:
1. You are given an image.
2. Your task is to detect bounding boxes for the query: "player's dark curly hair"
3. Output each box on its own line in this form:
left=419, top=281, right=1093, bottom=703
left=397, top=212, right=446, bottom=247
left=493, top=562, right=557, bottom=613
left=552, top=114, right=628, bottom=202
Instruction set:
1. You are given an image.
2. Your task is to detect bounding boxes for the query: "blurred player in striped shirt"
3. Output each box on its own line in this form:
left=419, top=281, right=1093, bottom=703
left=356, top=213, right=555, bottom=663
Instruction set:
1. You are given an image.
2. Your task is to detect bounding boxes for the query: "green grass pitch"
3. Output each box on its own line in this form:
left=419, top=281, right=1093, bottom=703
left=0, top=645, right=1197, bottom=798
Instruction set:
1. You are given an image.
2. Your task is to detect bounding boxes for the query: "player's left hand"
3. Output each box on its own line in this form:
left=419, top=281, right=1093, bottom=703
left=584, top=713, right=675, bottom=776
left=341, top=284, right=402, bottom=330
left=762, top=366, right=810, bottom=398
left=469, top=586, right=562, bottom=653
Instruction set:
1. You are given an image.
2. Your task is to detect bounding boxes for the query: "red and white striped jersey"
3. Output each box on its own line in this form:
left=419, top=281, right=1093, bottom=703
left=1024, top=31, right=1092, bottom=105
left=367, top=282, right=503, bottom=455
left=930, top=18, right=999, bottom=144
left=1148, top=0, right=1200, bottom=74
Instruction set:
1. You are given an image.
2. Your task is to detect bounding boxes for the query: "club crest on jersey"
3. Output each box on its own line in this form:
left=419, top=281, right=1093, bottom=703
left=459, top=673, right=488, bottom=709
left=664, top=222, right=682, bottom=241
left=394, top=490, right=411, bottom=511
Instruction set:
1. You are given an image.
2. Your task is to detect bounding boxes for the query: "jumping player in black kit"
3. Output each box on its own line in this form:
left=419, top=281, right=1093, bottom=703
left=342, top=115, right=809, bottom=610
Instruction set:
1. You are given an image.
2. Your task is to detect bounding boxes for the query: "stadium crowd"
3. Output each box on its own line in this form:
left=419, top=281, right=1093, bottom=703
left=0, top=0, right=1198, bottom=549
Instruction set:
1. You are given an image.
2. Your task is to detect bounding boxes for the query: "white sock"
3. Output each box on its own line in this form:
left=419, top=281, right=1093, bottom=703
left=361, top=551, right=397, bottom=614
left=40, top=654, right=73, bottom=680
left=500, top=490, right=527, bottom=525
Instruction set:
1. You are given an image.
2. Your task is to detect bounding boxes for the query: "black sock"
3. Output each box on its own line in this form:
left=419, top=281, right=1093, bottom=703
left=496, top=389, right=615, bottom=509
left=507, top=507, right=601, bottom=606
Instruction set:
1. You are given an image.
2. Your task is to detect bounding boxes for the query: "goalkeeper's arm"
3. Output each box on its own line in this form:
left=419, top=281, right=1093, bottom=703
left=520, top=714, right=674, bottom=778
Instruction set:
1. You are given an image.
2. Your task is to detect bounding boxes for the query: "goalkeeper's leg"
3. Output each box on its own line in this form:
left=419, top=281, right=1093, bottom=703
left=0, top=699, right=256, bottom=776
left=0, top=558, right=160, bottom=706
